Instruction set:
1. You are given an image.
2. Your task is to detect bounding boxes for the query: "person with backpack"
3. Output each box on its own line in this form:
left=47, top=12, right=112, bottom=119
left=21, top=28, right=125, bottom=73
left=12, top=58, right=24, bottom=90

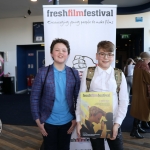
left=76, top=41, right=129, bottom=150
left=30, top=38, right=80, bottom=150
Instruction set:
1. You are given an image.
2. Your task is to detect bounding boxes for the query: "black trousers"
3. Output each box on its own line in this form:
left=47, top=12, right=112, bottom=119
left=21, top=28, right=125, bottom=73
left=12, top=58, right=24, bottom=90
left=43, top=122, right=72, bottom=150
left=90, top=128, right=123, bottom=150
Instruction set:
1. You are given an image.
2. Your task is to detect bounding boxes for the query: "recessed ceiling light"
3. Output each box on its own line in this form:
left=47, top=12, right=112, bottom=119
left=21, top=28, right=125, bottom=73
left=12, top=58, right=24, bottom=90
left=31, top=0, right=37, bottom=2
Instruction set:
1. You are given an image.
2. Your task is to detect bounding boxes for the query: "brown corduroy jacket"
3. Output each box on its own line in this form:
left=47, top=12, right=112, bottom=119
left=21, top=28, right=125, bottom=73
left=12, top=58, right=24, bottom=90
left=130, top=60, right=150, bottom=121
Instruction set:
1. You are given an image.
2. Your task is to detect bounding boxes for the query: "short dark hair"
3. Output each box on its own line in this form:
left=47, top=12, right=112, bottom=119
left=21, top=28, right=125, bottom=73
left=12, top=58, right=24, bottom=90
left=50, top=38, right=70, bottom=54
left=126, top=58, right=134, bottom=65
left=97, top=41, right=115, bottom=53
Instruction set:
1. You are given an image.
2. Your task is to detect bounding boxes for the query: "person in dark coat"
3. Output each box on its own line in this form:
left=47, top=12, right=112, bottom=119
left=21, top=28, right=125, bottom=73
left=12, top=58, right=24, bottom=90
left=130, top=52, right=150, bottom=138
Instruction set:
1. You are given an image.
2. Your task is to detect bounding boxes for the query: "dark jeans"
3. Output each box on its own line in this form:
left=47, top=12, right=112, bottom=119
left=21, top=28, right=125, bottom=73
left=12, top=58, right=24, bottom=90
left=90, top=128, right=123, bottom=150
left=43, top=121, right=72, bottom=150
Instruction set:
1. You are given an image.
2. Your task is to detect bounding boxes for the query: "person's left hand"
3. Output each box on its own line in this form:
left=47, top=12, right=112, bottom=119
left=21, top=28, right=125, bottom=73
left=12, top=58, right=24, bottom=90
left=67, top=120, right=76, bottom=134
left=109, top=123, right=120, bottom=140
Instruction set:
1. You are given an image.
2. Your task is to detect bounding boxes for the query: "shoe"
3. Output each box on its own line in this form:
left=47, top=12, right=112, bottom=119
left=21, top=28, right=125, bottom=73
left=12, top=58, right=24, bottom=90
left=142, top=121, right=150, bottom=129
left=138, top=127, right=146, bottom=133
left=138, top=122, right=146, bottom=133
left=130, top=128, right=144, bottom=139
left=130, top=119, right=144, bottom=139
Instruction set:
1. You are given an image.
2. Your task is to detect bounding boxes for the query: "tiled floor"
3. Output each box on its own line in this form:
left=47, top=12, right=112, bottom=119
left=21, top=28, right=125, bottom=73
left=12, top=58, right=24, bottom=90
left=0, top=124, right=150, bottom=150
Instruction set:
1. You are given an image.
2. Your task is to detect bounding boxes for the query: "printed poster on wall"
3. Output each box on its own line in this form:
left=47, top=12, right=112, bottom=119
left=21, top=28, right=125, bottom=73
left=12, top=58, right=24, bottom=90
left=0, top=52, right=4, bottom=93
left=43, top=4, right=117, bottom=150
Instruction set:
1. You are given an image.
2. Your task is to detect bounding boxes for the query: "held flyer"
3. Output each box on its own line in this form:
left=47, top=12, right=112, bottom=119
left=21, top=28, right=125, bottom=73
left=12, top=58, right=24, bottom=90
left=80, top=92, right=113, bottom=138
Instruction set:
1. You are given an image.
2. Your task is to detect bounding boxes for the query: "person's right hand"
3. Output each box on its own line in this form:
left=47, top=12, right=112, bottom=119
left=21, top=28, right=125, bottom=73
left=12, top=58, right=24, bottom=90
left=36, top=119, right=48, bottom=136
left=76, top=122, right=81, bottom=138
left=109, top=123, right=120, bottom=140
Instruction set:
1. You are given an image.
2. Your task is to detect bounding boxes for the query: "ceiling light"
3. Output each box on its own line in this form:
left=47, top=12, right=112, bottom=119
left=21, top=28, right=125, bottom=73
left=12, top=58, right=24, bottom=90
left=31, top=0, right=37, bottom=2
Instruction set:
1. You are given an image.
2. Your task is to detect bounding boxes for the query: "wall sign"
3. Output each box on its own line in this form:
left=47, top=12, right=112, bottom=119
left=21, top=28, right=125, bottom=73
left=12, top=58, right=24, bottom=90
left=135, top=17, right=143, bottom=22
left=33, top=22, right=44, bottom=43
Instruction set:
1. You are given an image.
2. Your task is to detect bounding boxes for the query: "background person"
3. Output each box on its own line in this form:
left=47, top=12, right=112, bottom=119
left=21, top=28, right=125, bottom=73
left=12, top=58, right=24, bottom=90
left=130, top=52, right=150, bottom=139
left=30, top=38, right=80, bottom=150
left=124, top=58, right=135, bottom=102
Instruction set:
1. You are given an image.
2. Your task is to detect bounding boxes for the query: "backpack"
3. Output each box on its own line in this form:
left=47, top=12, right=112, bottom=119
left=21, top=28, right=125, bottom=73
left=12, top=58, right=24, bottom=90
left=86, top=67, right=122, bottom=93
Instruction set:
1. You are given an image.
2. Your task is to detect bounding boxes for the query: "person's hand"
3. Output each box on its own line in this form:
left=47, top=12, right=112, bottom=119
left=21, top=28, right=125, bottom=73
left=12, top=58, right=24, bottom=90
left=109, top=123, right=120, bottom=140
left=76, top=122, right=81, bottom=138
left=36, top=119, right=48, bottom=136
left=67, top=120, right=76, bottom=134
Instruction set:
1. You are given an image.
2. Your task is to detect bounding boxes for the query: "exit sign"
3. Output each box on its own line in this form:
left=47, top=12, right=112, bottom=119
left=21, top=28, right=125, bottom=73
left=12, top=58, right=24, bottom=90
left=135, top=17, right=143, bottom=22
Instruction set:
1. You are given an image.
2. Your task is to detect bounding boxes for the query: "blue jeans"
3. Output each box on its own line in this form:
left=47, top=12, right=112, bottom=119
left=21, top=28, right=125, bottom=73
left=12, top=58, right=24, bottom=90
left=43, top=121, right=72, bottom=150
left=90, top=128, right=123, bottom=150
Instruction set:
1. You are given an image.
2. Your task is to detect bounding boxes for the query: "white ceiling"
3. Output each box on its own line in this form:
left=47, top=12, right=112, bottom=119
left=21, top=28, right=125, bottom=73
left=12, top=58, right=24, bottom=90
left=0, top=0, right=149, bottom=19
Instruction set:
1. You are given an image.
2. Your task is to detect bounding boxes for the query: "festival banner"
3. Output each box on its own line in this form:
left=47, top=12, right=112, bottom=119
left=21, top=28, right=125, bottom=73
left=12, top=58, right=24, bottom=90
left=43, top=4, right=117, bottom=150
left=70, top=128, right=92, bottom=150
left=43, top=5, right=117, bottom=69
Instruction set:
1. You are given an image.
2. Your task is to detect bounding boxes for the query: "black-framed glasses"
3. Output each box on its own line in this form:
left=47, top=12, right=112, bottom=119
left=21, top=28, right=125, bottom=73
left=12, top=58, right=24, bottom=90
left=98, top=52, right=114, bottom=58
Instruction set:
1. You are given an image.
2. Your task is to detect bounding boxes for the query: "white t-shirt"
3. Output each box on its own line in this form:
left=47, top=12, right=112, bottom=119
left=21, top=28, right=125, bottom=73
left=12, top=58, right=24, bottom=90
left=124, top=64, right=135, bottom=76
left=76, top=66, right=129, bottom=125
left=127, top=65, right=135, bottom=76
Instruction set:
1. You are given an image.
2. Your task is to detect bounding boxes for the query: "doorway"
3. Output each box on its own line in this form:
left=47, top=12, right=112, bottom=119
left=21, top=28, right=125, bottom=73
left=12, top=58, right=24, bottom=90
left=16, top=44, right=44, bottom=92
left=116, top=28, right=144, bottom=70
left=37, top=50, right=45, bottom=73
